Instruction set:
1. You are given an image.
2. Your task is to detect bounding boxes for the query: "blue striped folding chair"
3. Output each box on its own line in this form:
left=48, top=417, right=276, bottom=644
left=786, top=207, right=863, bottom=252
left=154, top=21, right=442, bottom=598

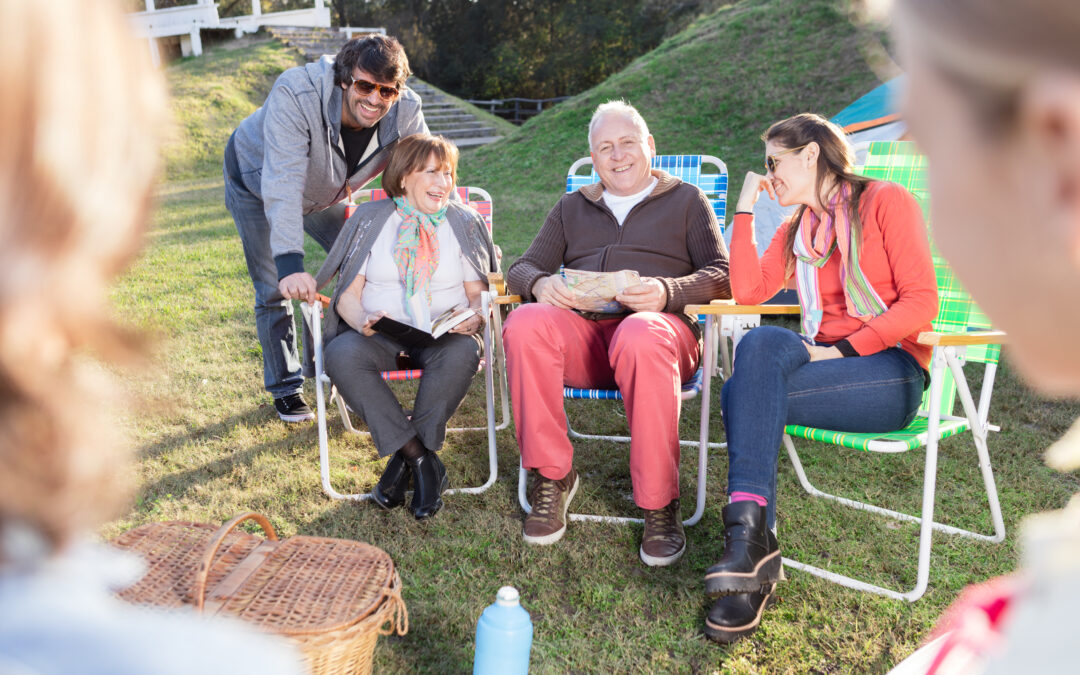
left=513, top=155, right=729, bottom=526
left=301, top=186, right=509, bottom=502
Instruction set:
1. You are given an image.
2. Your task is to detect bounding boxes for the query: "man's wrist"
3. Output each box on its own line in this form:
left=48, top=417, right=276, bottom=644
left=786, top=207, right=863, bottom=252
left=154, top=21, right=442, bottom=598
left=274, top=253, right=304, bottom=280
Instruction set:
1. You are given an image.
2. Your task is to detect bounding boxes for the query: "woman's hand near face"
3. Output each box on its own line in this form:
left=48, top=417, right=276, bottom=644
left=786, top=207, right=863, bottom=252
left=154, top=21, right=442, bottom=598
left=735, top=171, right=776, bottom=213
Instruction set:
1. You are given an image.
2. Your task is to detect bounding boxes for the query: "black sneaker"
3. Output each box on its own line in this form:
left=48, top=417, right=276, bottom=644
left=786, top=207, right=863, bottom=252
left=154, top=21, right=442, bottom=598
left=274, top=393, right=315, bottom=422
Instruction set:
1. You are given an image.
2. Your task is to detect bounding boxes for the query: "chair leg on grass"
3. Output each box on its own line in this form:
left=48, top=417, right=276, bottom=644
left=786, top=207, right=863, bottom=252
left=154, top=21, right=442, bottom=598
left=779, top=350, right=1006, bottom=600
left=307, top=295, right=503, bottom=503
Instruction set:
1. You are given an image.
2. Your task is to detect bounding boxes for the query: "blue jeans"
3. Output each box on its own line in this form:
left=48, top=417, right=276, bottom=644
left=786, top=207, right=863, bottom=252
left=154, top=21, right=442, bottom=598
left=224, top=136, right=346, bottom=398
left=720, top=325, right=926, bottom=527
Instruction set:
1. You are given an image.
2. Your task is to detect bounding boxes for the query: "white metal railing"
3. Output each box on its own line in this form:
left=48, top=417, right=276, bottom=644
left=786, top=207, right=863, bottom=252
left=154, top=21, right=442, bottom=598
left=128, top=0, right=333, bottom=67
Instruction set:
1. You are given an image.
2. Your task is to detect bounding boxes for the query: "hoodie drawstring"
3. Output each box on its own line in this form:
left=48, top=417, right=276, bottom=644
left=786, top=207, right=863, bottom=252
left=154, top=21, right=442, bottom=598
left=326, top=125, right=335, bottom=182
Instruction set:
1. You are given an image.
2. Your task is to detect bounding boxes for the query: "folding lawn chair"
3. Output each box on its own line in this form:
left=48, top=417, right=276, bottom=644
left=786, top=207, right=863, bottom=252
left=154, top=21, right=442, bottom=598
left=687, top=141, right=1007, bottom=601
left=300, top=186, right=510, bottom=502
left=498, top=155, right=729, bottom=526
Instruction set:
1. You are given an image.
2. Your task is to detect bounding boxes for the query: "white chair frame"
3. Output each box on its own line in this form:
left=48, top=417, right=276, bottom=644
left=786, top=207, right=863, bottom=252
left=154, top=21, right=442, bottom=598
left=299, top=186, right=510, bottom=502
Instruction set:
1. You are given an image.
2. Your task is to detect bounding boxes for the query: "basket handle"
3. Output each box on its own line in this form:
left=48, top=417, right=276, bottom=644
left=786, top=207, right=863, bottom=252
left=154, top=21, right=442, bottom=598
left=378, top=572, right=409, bottom=637
left=193, top=512, right=278, bottom=611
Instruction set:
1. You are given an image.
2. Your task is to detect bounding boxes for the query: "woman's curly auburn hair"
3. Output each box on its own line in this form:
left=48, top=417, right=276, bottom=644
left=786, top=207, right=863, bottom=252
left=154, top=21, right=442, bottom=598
left=0, top=0, right=168, bottom=561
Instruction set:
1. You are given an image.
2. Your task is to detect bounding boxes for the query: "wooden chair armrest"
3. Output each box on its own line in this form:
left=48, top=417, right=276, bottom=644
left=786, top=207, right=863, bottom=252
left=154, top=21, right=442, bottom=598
left=487, top=272, right=521, bottom=305
left=685, top=299, right=801, bottom=315
left=917, top=330, right=1007, bottom=346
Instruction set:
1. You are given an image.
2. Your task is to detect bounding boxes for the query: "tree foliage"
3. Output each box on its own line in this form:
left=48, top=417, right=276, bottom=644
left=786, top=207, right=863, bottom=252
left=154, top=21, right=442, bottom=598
left=132, top=0, right=726, bottom=100
left=331, top=0, right=723, bottom=100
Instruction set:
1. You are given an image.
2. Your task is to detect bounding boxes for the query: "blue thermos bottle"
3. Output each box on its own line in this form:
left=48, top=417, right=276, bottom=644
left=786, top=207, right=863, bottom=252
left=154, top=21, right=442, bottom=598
left=473, top=586, right=532, bottom=674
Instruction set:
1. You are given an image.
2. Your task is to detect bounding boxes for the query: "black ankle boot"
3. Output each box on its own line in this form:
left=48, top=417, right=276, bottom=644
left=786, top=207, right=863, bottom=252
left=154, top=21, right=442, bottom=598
left=407, top=450, right=448, bottom=520
left=704, top=501, right=781, bottom=597
left=372, top=451, right=411, bottom=510
left=704, top=584, right=776, bottom=644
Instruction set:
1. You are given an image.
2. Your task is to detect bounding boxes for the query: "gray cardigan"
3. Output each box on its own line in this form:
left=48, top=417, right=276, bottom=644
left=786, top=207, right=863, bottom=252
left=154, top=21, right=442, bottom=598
left=312, top=199, right=499, bottom=350
left=230, top=56, right=427, bottom=265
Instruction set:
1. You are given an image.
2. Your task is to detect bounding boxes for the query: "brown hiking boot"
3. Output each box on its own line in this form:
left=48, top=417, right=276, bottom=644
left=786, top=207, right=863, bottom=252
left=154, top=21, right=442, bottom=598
left=522, top=469, right=579, bottom=545
left=640, top=498, right=686, bottom=567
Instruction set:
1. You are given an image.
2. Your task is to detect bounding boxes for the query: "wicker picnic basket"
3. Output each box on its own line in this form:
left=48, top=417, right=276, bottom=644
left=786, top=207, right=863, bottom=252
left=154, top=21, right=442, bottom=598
left=111, top=512, right=408, bottom=675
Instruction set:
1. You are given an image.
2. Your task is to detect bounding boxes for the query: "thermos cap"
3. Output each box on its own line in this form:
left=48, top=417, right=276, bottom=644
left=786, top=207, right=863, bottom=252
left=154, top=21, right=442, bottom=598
left=496, top=586, right=520, bottom=606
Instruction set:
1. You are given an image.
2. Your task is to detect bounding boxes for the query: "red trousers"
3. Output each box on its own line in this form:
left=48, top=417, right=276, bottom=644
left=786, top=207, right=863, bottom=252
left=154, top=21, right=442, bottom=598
left=502, top=303, right=699, bottom=510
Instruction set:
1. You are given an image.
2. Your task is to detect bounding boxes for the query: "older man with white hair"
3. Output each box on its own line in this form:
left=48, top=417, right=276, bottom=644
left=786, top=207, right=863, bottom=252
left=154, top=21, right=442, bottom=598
left=503, top=100, right=731, bottom=566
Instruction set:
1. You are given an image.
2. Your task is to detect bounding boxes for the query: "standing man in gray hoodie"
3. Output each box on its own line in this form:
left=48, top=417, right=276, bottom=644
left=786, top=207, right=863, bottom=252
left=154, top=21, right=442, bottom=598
left=224, top=35, right=427, bottom=422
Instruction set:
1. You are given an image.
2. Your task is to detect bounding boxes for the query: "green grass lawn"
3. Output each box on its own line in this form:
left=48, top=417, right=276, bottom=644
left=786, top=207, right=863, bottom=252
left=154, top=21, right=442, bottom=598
left=108, top=2, right=1080, bottom=672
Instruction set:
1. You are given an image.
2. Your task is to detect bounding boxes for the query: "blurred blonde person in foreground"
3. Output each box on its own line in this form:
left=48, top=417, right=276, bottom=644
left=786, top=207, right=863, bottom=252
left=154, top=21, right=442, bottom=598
left=894, top=0, right=1080, bottom=672
left=0, top=2, right=302, bottom=672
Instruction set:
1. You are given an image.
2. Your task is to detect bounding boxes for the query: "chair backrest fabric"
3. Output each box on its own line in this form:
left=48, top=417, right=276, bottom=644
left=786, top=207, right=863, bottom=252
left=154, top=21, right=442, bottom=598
left=857, top=141, right=1001, bottom=417
left=566, top=155, right=728, bottom=230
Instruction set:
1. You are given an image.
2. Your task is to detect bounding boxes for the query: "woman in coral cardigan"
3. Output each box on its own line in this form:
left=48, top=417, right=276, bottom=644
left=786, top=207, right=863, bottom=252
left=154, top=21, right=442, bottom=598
left=704, top=113, right=938, bottom=643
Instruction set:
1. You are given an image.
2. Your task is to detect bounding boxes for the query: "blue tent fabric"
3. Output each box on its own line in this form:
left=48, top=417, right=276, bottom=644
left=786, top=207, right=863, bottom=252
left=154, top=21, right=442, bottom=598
left=831, top=75, right=906, bottom=130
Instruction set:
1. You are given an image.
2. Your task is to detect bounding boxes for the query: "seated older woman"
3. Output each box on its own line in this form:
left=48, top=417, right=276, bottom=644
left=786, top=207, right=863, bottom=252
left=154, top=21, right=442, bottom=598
left=321, top=133, right=498, bottom=520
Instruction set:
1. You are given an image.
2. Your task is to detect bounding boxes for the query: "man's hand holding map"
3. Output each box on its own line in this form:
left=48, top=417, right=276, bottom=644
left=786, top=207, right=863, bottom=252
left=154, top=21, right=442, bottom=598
left=561, top=268, right=642, bottom=313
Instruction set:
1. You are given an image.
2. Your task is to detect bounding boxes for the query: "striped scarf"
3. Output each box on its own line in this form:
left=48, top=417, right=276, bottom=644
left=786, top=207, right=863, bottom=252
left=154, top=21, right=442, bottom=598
left=392, top=196, right=446, bottom=323
left=793, top=184, right=887, bottom=339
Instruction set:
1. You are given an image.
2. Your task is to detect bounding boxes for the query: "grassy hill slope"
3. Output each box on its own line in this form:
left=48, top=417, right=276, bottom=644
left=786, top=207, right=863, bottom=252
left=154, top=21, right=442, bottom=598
left=458, top=0, right=894, bottom=257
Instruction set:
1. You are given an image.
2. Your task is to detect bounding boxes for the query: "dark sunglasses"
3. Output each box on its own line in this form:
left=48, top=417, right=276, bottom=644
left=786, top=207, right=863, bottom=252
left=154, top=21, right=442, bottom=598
left=765, top=144, right=808, bottom=173
left=351, top=77, right=400, bottom=101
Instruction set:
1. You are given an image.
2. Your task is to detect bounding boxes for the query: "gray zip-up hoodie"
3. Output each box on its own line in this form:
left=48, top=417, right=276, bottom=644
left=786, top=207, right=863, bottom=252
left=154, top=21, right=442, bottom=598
left=230, top=55, right=427, bottom=274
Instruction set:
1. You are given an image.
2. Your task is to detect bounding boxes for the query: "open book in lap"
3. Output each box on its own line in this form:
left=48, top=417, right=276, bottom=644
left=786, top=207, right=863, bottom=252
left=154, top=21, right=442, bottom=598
left=372, top=307, right=476, bottom=349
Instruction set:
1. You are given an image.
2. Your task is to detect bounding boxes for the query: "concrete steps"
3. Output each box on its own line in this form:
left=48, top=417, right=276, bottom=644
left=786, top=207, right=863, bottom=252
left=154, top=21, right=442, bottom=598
left=267, top=26, right=503, bottom=148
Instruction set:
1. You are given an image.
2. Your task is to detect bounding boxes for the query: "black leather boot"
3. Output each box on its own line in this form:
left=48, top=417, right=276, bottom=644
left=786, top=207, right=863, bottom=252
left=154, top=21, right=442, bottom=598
left=705, top=501, right=781, bottom=597
left=371, top=451, right=411, bottom=510
left=407, top=450, right=448, bottom=520
left=704, top=584, right=776, bottom=644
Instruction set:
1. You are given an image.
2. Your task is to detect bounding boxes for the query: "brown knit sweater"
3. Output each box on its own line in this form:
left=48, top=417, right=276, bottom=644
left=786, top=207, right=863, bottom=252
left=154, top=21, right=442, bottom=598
left=507, top=170, right=732, bottom=317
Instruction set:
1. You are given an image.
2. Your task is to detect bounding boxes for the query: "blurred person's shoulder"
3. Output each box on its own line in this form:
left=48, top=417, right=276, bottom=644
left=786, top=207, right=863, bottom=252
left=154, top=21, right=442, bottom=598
left=0, top=543, right=305, bottom=675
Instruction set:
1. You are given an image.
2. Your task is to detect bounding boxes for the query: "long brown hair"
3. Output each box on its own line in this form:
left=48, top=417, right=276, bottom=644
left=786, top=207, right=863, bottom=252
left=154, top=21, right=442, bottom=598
left=764, top=113, right=872, bottom=273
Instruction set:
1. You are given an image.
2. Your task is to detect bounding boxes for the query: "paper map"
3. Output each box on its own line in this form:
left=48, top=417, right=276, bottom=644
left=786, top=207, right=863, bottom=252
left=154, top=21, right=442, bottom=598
left=562, top=268, right=641, bottom=313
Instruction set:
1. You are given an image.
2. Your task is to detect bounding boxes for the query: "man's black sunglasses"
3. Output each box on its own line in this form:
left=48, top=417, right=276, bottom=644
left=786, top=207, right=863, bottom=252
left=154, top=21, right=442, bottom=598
left=351, top=77, right=400, bottom=101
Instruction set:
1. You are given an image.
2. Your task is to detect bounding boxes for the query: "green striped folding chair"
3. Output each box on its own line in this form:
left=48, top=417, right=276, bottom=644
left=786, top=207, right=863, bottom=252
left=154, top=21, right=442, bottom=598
left=505, top=155, right=729, bottom=526
left=690, top=141, right=1006, bottom=601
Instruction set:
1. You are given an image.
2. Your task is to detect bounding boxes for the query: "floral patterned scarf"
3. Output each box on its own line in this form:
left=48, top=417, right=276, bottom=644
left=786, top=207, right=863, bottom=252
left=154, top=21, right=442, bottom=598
left=392, top=196, right=447, bottom=323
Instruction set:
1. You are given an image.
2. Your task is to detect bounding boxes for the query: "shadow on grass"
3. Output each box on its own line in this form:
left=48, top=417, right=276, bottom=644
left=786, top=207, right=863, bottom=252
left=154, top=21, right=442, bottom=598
left=294, top=486, right=719, bottom=673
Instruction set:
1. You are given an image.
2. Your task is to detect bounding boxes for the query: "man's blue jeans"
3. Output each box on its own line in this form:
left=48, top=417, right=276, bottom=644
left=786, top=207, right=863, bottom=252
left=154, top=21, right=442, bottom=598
left=224, top=137, right=346, bottom=399
left=720, top=325, right=926, bottom=528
